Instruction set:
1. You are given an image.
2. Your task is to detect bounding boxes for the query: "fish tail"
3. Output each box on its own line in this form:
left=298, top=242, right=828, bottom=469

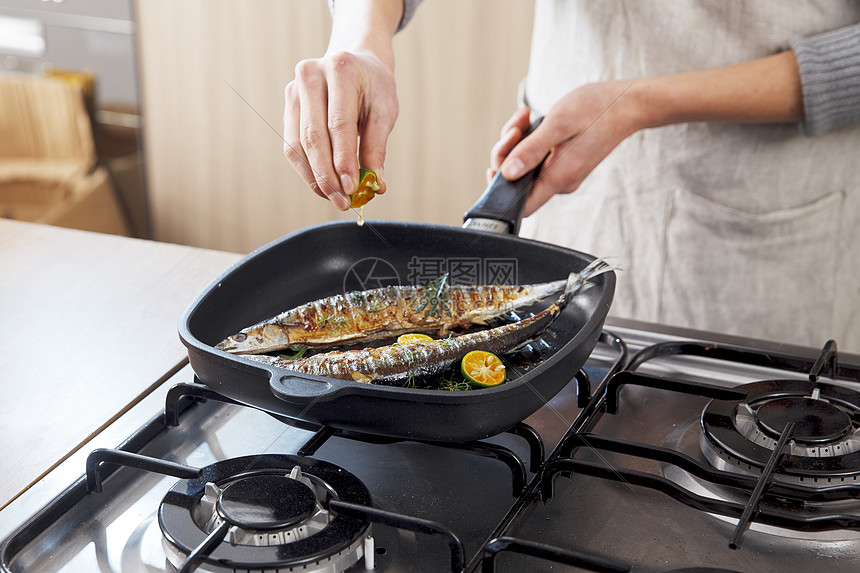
left=565, top=258, right=615, bottom=297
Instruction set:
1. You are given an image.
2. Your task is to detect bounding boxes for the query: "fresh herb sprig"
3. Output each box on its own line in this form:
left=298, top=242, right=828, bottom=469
left=279, top=345, right=309, bottom=360
left=319, top=312, right=348, bottom=331
left=348, top=290, right=385, bottom=313
left=415, top=273, right=452, bottom=318
left=439, top=378, right=472, bottom=392
left=400, top=345, right=418, bottom=388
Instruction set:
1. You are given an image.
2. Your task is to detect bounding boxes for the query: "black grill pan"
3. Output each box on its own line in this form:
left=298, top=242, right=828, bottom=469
left=179, top=220, right=613, bottom=442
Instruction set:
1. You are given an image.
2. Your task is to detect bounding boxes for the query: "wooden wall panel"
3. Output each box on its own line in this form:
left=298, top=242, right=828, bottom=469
left=136, top=0, right=534, bottom=253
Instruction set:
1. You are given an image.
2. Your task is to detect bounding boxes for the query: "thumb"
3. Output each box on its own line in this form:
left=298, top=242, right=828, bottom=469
left=358, top=112, right=397, bottom=194
left=500, top=123, right=554, bottom=181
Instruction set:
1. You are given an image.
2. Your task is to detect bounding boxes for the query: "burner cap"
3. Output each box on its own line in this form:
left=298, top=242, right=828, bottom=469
left=216, top=474, right=317, bottom=530
left=159, top=455, right=372, bottom=571
left=701, top=380, right=860, bottom=482
left=755, top=397, right=853, bottom=445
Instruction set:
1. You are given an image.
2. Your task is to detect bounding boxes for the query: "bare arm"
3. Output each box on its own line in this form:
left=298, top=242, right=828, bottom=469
left=491, top=51, right=803, bottom=216
left=284, top=0, right=403, bottom=210
left=636, top=51, right=802, bottom=127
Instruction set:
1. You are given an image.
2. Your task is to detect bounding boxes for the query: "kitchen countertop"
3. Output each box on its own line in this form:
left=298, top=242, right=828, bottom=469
left=0, top=220, right=241, bottom=510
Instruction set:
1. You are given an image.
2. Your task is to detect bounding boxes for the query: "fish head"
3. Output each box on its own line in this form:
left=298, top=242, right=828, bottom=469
left=215, top=323, right=291, bottom=354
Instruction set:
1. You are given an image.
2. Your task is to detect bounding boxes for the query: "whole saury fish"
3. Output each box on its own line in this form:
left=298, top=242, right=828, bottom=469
left=217, top=274, right=571, bottom=354
left=246, top=259, right=612, bottom=384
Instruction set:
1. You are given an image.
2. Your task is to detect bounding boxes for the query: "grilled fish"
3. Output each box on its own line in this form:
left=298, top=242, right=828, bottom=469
left=217, top=274, right=571, bottom=355
left=245, top=259, right=612, bottom=384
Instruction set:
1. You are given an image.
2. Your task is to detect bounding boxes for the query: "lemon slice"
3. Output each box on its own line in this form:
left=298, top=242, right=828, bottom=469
left=396, top=333, right=434, bottom=344
left=460, top=350, right=506, bottom=388
left=351, top=168, right=380, bottom=208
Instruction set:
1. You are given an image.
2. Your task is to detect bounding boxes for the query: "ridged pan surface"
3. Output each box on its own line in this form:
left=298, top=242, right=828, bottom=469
left=179, top=220, right=614, bottom=442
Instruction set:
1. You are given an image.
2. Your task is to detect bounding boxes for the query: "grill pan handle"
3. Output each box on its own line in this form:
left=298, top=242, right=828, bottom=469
left=463, top=117, right=543, bottom=235
left=270, top=371, right=338, bottom=401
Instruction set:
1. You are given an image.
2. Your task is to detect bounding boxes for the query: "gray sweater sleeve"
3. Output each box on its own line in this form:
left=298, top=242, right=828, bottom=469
left=790, top=23, right=860, bottom=136
left=327, top=0, right=423, bottom=33
left=398, top=0, right=423, bottom=31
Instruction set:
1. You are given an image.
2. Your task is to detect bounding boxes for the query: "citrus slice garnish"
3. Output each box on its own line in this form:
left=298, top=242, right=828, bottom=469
left=396, top=333, right=434, bottom=344
left=460, top=350, right=506, bottom=388
left=351, top=168, right=380, bottom=208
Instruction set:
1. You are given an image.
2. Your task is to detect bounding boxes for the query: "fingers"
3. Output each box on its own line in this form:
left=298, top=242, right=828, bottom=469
left=521, top=149, right=584, bottom=217
left=284, top=51, right=397, bottom=208
left=500, top=118, right=558, bottom=181
left=296, top=58, right=351, bottom=210
left=358, top=97, right=398, bottom=194
left=520, top=125, right=612, bottom=216
left=492, top=107, right=531, bottom=170
left=499, top=106, right=531, bottom=139
left=283, top=80, right=326, bottom=200
left=501, top=81, right=640, bottom=216
left=490, top=125, right=523, bottom=172
left=284, top=59, right=350, bottom=208
left=326, top=52, right=362, bottom=197
left=487, top=107, right=532, bottom=183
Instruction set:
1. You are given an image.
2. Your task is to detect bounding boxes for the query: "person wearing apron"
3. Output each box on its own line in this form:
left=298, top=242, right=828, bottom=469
left=284, top=1, right=860, bottom=350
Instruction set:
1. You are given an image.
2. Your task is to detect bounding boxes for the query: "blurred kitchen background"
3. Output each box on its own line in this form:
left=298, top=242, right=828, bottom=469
left=0, top=0, right=534, bottom=253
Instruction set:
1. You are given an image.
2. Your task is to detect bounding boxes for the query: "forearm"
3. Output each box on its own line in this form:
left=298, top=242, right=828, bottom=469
left=327, top=0, right=403, bottom=70
left=630, top=51, right=804, bottom=131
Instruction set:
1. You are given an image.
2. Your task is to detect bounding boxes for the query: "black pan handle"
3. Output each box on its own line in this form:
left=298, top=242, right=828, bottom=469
left=463, top=117, right=544, bottom=235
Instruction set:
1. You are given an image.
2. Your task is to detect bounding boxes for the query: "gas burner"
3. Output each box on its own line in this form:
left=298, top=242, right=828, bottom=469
left=159, top=454, right=373, bottom=573
left=701, top=380, right=860, bottom=486
left=198, top=467, right=332, bottom=547
left=753, top=397, right=852, bottom=444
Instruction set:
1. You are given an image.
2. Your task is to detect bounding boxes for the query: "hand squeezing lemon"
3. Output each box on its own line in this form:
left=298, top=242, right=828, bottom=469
left=351, top=169, right=380, bottom=226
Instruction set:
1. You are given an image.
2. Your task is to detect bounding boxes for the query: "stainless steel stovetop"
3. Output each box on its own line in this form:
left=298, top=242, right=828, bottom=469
left=3, top=319, right=860, bottom=572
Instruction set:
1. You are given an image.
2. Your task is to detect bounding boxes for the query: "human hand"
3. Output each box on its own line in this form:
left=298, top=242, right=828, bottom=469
left=488, top=51, right=803, bottom=217
left=283, top=49, right=398, bottom=211
left=488, top=80, right=641, bottom=216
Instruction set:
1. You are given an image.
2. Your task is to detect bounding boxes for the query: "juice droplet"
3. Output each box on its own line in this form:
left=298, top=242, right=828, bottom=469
left=356, top=206, right=365, bottom=226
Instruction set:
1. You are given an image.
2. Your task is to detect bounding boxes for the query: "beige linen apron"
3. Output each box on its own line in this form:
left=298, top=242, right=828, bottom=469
left=518, top=0, right=860, bottom=351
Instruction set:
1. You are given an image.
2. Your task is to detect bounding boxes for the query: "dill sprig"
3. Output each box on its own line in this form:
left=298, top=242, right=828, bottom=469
left=348, top=289, right=384, bottom=313
left=400, top=346, right=418, bottom=388
left=438, top=378, right=472, bottom=392
left=415, top=273, right=452, bottom=318
left=435, top=362, right=473, bottom=391
left=319, top=312, right=348, bottom=331
left=278, top=345, right=309, bottom=360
